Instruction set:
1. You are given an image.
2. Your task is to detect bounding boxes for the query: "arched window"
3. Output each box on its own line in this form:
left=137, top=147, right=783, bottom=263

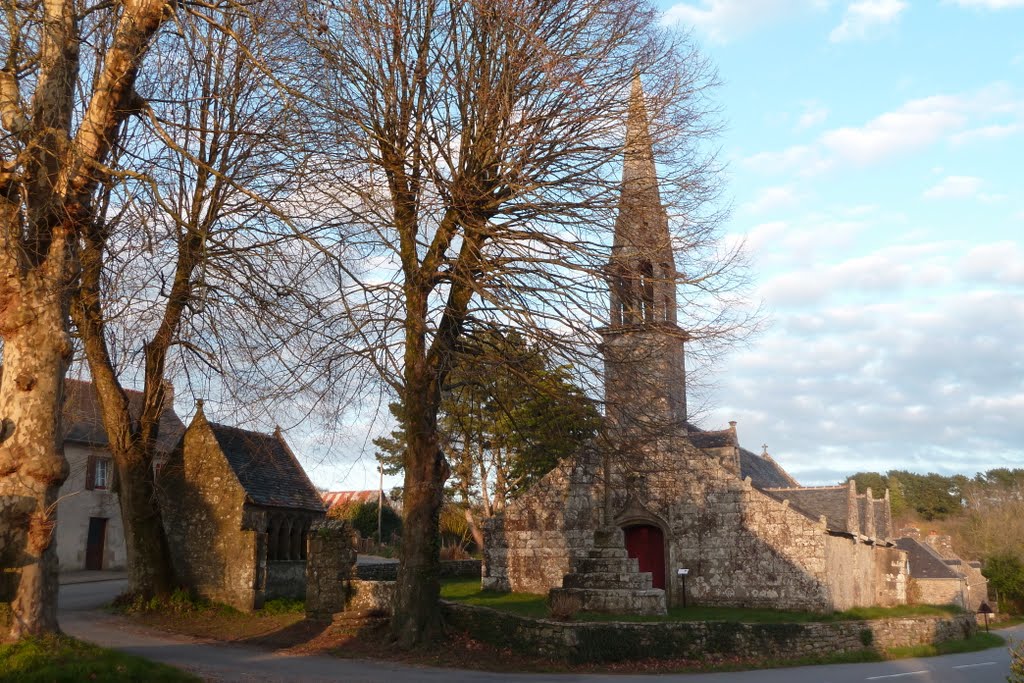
left=267, top=516, right=280, bottom=561
left=291, top=519, right=304, bottom=560
left=281, top=518, right=294, bottom=561
left=639, top=260, right=654, bottom=322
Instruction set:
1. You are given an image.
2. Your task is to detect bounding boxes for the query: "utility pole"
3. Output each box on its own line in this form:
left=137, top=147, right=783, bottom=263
left=377, top=464, right=384, bottom=544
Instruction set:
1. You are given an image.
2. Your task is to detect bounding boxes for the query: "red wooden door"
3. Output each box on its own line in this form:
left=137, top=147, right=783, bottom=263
left=85, top=517, right=107, bottom=570
left=623, top=524, right=665, bottom=589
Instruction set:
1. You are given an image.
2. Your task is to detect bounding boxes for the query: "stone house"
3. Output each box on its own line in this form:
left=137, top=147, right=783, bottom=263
left=159, top=402, right=325, bottom=610
left=896, top=531, right=988, bottom=611
left=56, top=379, right=184, bottom=571
left=482, top=80, right=908, bottom=613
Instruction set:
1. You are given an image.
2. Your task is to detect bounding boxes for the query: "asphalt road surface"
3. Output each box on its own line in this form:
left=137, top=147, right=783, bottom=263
left=59, top=580, right=1022, bottom=683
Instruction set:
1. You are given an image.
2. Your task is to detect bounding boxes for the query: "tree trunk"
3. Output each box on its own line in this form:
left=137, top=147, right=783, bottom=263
left=116, top=448, right=174, bottom=598
left=0, top=282, right=71, bottom=638
left=392, top=453, right=447, bottom=645
left=390, top=398, right=449, bottom=648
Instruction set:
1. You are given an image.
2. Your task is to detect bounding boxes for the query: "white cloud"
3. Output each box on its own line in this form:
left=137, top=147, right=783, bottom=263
left=743, top=84, right=1023, bottom=174
left=949, top=123, right=1022, bottom=145
left=922, top=175, right=983, bottom=199
left=662, top=0, right=828, bottom=43
left=821, top=98, right=965, bottom=165
left=703, top=254, right=1024, bottom=484
left=959, top=241, right=1024, bottom=285
left=743, top=185, right=803, bottom=215
left=946, top=0, right=1024, bottom=8
left=830, top=0, right=908, bottom=42
left=796, top=101, right=830, bottom=130
left=742, top=145, right=832, bottom=175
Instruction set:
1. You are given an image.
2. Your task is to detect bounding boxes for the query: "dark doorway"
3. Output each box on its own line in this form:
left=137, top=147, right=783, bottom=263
left=623, top=524, right=665, bottom=589
left=85, top=517, right=107, bottom=570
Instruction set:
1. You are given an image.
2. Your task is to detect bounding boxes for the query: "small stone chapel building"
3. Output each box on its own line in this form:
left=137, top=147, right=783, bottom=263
left=159, top=402, right=325, bottom=610
left=482, top=80, right=908, bottom=613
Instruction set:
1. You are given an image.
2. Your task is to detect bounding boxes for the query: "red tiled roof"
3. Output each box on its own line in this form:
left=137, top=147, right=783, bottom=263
left=322, top=490, right=384, bottom=509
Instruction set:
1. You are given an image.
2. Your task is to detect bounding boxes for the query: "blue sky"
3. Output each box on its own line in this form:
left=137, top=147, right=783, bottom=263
left=661, top=0, right=1023, bottom=483
left=306, top=0, right=1023, bottom=492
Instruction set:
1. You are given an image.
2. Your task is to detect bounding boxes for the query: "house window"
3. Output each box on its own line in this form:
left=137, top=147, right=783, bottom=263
left=86, top=455, right=112, bottom=491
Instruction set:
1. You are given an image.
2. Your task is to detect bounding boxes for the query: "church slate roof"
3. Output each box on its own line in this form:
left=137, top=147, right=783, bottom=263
left=688, top=430, right=733, bottom=449
left=684, top=422, right=799, bottom=489
left=762, top=486, right=852, bottom=533
left=739, top=448, right=800, bottom=489
left=63, top=379, right=185, bottom=454
left=208, top=423, right=325, bottom=513
left=895, top=537, right=962, bottom=579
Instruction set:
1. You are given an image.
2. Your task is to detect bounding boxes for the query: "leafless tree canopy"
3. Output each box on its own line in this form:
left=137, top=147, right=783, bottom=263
left=292, top=0, right=748, bottom=646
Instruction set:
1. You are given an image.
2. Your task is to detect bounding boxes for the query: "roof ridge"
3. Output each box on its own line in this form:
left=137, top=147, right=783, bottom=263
left=763, top=485, right=845, bottom=491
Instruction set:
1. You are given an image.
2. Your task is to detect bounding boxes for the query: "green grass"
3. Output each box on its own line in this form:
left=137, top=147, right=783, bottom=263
left=0, top=634, right=199, bottom=682
left=886, top=632, right=1006, bottom=659
left=995, top=615, right=1024, bottom=629
left=440, top=578, right=548, bottom=618
left=261, top=597, right=306, bottom=615
left=440, top=579, right=963, bottom=624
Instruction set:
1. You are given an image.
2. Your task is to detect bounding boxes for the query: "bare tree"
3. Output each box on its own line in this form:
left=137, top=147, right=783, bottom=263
left=0, top=0, right=174, bottom=637
left=298, top=0, right=742, bottom=646
left=69, top=0, right=351, bottom=599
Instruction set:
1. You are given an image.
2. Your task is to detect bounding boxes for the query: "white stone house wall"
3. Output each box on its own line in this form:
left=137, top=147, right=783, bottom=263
left=56, top=443, right=127, bottom=571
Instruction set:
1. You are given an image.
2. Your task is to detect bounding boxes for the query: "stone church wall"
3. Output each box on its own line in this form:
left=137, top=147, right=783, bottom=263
left=482, top=450, right=602, bottom=593
left=914, top=578, right=965, bottom=608
left=159, top=421, right=263, bottom=611
left=824, top=537, right=906, bottom=610
left=668, top=484, right=832, bottom=611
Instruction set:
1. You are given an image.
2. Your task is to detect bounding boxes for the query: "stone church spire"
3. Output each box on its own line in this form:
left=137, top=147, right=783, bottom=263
left=609, top=76, right=678, bottom=328
left=602, top=76, right=689, bottom=432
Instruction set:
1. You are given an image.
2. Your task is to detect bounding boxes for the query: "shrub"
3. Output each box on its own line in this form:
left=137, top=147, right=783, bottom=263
left=548, top=591, right=582, bottom=621
left=328, top=500, right=401, bottom=543
left=1010, top=639, right=1024, bottom=683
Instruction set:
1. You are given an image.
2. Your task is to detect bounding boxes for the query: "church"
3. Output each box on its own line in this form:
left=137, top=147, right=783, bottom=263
left=481, top=80, right=908, bottom=614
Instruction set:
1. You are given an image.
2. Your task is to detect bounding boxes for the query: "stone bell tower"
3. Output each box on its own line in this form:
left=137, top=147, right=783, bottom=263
left=600, top=77, right=689, bottom=437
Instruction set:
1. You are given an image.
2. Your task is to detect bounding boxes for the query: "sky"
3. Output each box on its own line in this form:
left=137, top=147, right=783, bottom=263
left=304, top=0, right=1023, bottom=491
left=658, top=0, right=1023, bottom=484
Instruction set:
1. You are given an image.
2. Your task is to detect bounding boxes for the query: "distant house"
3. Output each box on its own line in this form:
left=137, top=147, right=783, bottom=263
left=896, top=530, right=989, bottom=611
left=57, top=379, right=184, bottom=571
left=159, top=402, right=325, bottom=610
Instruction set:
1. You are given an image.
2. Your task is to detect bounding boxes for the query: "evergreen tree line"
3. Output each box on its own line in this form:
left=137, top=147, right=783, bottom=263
left=851, top=468, right=1024, bottom=611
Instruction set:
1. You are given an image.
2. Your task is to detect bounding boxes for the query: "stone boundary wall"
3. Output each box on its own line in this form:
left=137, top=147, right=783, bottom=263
left=355, top=559, right=480, bottom=581
left=266, top=561, right=307, bottom=601
left=348, top=579, right=396, bottom=615
left=440, top=602, right=976, bottom=663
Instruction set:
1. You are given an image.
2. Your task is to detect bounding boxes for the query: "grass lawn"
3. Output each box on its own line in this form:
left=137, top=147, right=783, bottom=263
left=0, top=634, right=199, bottom=683
left=995, top=615, right=1024, bottom=629
left=885, top=632, right=1006, bottom=659
left=439, top=578, right=963, bottom=624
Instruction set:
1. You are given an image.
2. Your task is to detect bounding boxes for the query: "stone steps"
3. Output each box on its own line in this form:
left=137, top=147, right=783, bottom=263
left=549, top=587, right=667, bottom=616
left=562, top=571, right=654, bottom=590
left=551, top=525, right=666, bottom=616
left=572, top=556, right=640, bottom=574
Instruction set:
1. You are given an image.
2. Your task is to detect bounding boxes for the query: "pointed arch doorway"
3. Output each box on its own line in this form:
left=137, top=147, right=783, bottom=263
left=623, top=524, right=665, bottom=590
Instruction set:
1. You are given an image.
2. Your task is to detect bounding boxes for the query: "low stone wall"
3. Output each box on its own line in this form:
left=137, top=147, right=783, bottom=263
left=441, top=602, right=977, bottom=663
left=266, top=561, right=307, bottom=601
left=355, top=559, right=481, bottom=581
left=348, top=579, right=396, bottom=615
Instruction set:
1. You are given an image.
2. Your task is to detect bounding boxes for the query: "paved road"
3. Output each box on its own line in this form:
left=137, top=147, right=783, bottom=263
left=59, top=580, right=1022, bottom=683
